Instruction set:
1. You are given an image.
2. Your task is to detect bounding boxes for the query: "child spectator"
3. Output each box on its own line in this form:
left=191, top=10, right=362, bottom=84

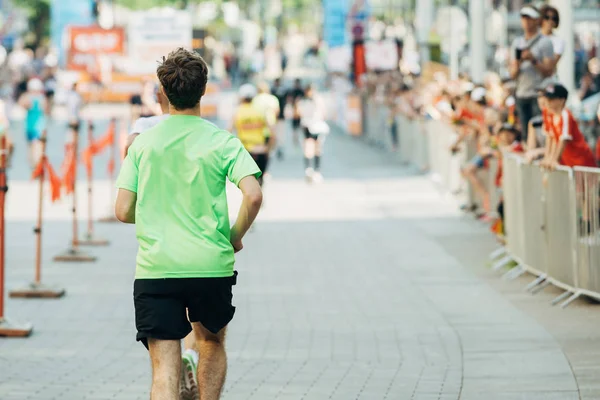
left=540, top=83, right=596, bottom=169
left=492, top=124, right=525, bottom=236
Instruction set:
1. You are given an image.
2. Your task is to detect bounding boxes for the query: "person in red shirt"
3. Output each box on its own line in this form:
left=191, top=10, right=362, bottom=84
left=540, top=83, right=596, bottom=169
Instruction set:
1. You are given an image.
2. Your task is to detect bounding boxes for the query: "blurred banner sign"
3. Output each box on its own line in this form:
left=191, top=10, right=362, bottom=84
left=365, top=40, right=398, bottom=71
left=327, top=45, right=351, bottom=72
left=67, top=26, right=124, bottom=71
left=128, top=10, right=192, bottom=73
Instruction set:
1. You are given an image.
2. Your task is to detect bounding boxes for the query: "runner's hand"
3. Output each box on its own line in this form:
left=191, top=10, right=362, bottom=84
left=231, top=239, right=243, bottom=253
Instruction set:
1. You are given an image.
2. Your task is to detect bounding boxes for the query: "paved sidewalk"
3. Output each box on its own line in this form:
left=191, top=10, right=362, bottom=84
left=0, top=123, right=591, bottom=399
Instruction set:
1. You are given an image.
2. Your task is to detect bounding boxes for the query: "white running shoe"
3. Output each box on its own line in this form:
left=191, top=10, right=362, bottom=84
left=180, top=351, right=199, bottom=400
left=312, top=172, right=323, bottom=183
left=305, top=167, right=314, bottom=182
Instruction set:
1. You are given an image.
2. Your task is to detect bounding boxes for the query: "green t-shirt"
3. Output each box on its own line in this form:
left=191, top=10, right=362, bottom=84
left=116, top=115, right=261, bottom=279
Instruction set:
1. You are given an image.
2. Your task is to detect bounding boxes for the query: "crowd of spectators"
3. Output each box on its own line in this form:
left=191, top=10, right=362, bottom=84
left=358, top=4, right=600, bottom=238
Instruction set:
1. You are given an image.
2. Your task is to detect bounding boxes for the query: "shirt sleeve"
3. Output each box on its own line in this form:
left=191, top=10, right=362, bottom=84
left=129, top=118, right=146, bottom=135
left=222, top=134, right=261, bottom=186
left=116, top=141, right=139, bottom=192
left=541, top=38, right=555, bottom=60
left=510, top=38, right=519, bottom=61
left=553, top=37, right=565, bottom=56
left=560, top=109, right=572, bottom=141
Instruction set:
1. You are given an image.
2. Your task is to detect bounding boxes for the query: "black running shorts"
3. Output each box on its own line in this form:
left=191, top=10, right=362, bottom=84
left=133, top=272, right=237, bottom=349
left=303, top=128, right=320, bottom=141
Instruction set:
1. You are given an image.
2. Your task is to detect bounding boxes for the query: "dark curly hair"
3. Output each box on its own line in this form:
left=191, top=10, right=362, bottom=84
left=156, top=48, right=208, bottom=110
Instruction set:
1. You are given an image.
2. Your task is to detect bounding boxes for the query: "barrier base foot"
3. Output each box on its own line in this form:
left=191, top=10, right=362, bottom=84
left=531, top=280, right=552, bottom=295
left=77, top=237, right=110, bottom=246
left=492, top=255, right=513, bottom=271
left=9, top=282, right=66, bottom=298
left=0, top=318, right=33, bottom=337
left=97, top=215, right=118, bottom=223
left=489, top=247, right=506, bottom=261
left=525, top=274, right=547, bottom=292
left=551, top=291, right=572, bottom=306
left=560, top=291, right=582, bottom=309
left=502, top=265, right=525, bottom=281
left=53, top=248, right=96, bottom=263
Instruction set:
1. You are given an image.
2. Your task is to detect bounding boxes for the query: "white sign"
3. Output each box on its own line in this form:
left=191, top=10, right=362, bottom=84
left=327, top=46, right=351, bottom=73
left=365, top=40, right=398, bottom=71
left=128, top=10, right=193, bottom=73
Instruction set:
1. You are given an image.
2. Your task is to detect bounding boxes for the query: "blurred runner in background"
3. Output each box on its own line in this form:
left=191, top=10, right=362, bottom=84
left=298, top=85, right=329, bottom=183
left=252, top=82, right=279, bottom=168
left=272, top=78, right=288, bottom=160
left=18, top=78, right=47, bottom=168
left=233, top=84, right=270, bottom=187
left=288, top=78, right=305, bottom=147
left=65, top=82, right=84, bottom=143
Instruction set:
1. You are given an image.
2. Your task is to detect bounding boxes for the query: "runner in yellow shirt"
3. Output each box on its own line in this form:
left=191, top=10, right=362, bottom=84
left=233, top=84, right=272, bottom=187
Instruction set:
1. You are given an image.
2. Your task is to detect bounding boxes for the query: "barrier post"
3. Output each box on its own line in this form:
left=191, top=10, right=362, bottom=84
left=10, top=133, right=66, bottom=298
left=78, top=121, right=109, bottom=246
left=98, top=117, right=119, bottom=223
left=0, top=136, right=33, bottom=335
left=54, top=124, right=96, bottom=262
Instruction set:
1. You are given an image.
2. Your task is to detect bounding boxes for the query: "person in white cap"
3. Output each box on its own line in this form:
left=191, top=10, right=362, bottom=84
left=18, top=77, right=47, bottom=168
left=509, top=5, right=554, bottom=142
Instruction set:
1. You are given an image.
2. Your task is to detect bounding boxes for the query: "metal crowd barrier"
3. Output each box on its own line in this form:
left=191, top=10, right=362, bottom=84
left=362, top=107, right=600, bottom=307
left=497, top=156, right=600, bottom=307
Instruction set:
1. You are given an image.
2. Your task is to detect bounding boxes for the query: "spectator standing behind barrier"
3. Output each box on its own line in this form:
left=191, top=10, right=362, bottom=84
left=539, top=5, right=564, bottom=79
left=524, top=88, right=549, bottom=163
left=541, top=84, right=597, bottom=170
left=510, top=5, right=555, bottom=141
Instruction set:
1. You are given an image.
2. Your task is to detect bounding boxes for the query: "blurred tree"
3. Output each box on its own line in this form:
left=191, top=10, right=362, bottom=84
left=115, top=0, right=198, bottom=9
left=14, top=0, right=51, bottom=48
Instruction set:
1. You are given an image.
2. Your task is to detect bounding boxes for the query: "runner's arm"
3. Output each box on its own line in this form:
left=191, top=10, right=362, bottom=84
left=230, top=176, right=262, bottom=251
left=115, top=189, right=137, bottom=223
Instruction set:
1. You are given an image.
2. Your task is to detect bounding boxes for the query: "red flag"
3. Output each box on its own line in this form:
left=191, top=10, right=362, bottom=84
left=32, top=156, right=62, bottom=202
left=62, top=144, right=76, bottom=195
left=81, top=123, right=115, bottom=176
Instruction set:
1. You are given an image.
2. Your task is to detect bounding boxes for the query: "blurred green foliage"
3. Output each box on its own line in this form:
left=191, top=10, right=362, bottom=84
left=14, top=0, right=51, bottom=48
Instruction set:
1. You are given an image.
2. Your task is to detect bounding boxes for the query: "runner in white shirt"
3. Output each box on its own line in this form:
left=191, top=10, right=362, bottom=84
left=125, top=88, right=170, bottom=155
left=298, top=85, right=329, bottom=182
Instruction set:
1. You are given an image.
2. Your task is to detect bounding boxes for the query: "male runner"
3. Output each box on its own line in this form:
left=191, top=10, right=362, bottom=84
left=126, top=78, right=202, bottom=399
left=271, top=78, right=288, bottom=159
left=115, top=48, right=263, bottom=400
left=233, top=84, right=271, bottom=187
left=288, top=78, right=305, bottom=147
left=252, top=82, right=279, bottom=147
left=298, top=85, right=329, bottom=182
